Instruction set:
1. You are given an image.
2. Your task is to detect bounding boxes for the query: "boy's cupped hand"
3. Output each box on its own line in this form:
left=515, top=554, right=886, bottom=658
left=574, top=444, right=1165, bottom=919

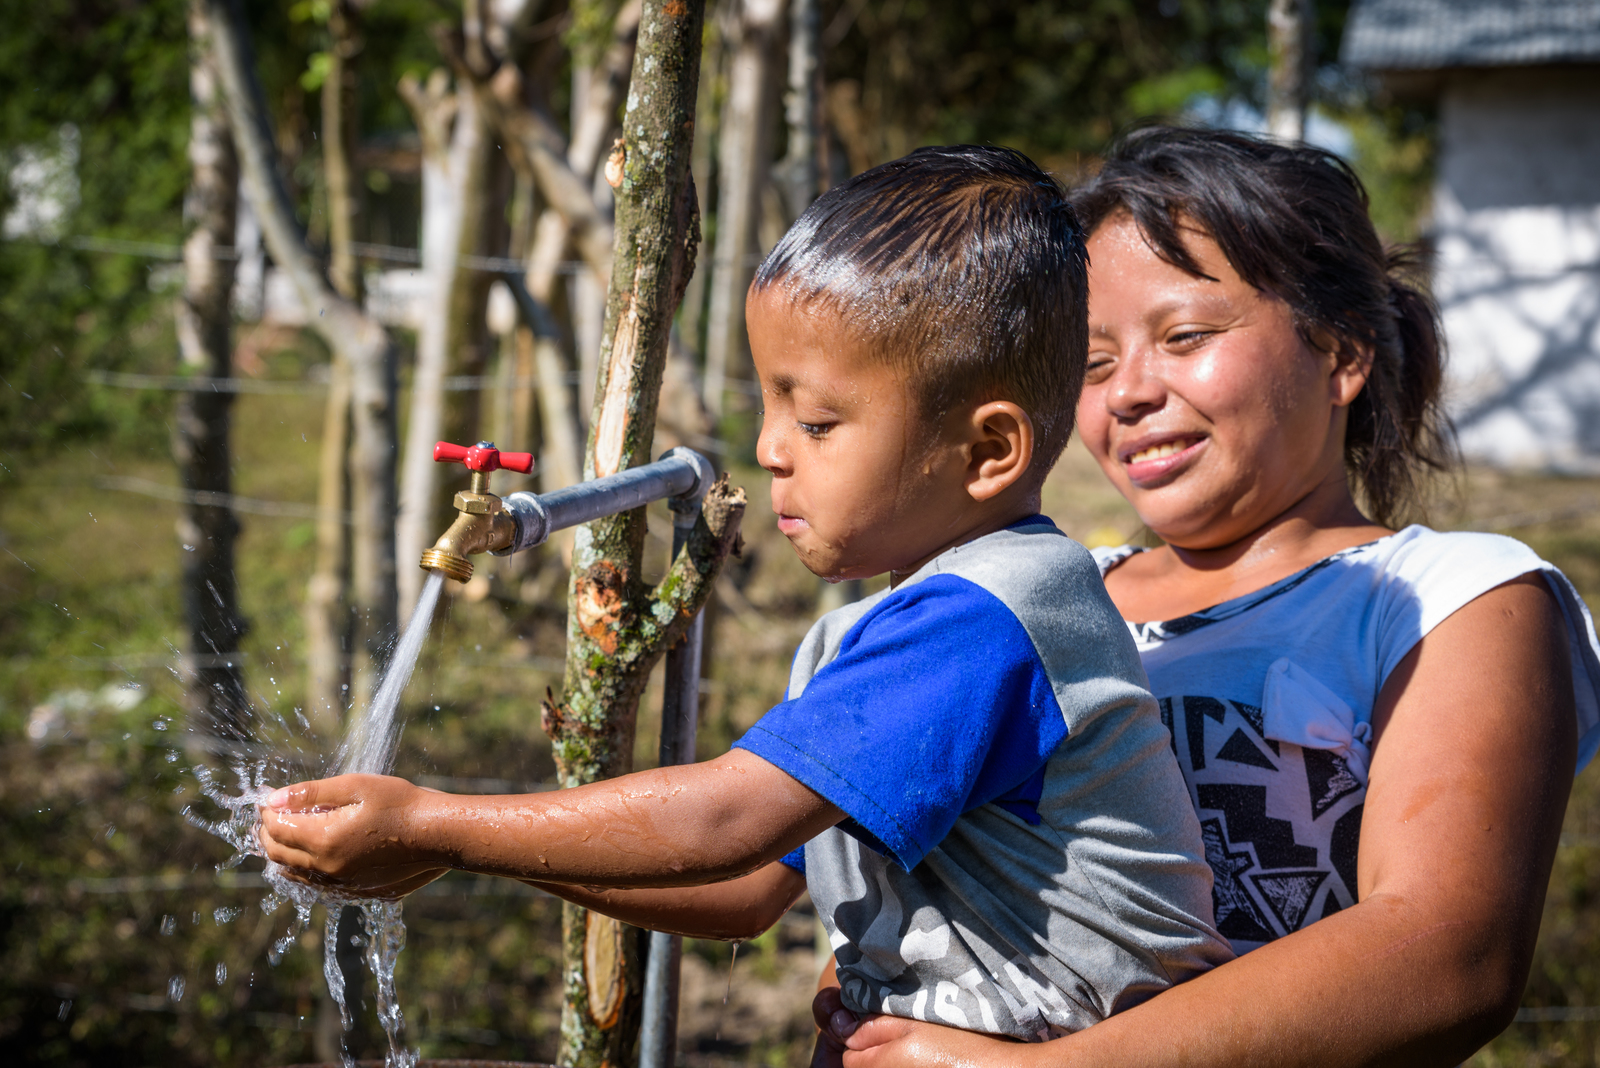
left=258, top=774, right=450, bottom=899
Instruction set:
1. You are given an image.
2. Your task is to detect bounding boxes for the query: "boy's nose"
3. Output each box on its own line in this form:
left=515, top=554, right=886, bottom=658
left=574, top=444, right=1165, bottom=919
left=755, top=421, right=790, bottom=476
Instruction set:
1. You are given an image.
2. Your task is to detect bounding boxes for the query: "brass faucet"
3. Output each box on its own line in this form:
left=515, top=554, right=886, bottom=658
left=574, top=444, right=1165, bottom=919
left=420, top=440, right=535, bottom=583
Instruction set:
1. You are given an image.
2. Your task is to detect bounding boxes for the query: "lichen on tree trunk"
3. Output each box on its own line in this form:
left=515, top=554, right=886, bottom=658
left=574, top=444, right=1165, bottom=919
left=539, top=0, right=738, bottom=1063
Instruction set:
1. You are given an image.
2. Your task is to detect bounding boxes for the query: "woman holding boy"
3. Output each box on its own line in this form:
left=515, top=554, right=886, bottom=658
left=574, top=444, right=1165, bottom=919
left=829, top=127, right=1600, bottom=1066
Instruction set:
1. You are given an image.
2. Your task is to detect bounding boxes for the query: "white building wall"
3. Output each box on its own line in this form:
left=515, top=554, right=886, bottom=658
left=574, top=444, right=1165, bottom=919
left=1433, top=66, right=1600, bottom=471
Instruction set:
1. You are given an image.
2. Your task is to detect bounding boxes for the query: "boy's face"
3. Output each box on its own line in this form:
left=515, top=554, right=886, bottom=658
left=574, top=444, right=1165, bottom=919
left=747, top=289, right=984, bottom=582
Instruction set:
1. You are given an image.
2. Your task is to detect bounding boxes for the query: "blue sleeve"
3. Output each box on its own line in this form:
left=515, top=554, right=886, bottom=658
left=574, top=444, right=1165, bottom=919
left=779, top=847, right=806, bottom=875
left=733, top=574, right=1066, bottom=871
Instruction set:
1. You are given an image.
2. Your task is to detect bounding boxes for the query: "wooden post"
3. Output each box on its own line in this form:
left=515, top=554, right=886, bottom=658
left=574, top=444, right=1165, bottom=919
left=701, top=0, right=785, bottom=419
left=304, top=0, right=364, bottom=739
left=175, top=0, right=248, bottom=741
left=539, top=1, right=749, bottom=1063
left=1266, top=0, right=1314, bottom=142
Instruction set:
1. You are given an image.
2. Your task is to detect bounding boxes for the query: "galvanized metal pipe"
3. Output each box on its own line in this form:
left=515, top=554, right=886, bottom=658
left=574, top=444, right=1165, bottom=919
left=638, top=495, right=709, bottom=1068
left=494, top=447, right=715, bottom=556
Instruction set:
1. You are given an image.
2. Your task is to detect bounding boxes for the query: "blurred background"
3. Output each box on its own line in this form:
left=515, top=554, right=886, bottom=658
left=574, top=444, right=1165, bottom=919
left=2, top=0, right=1598, bottom=1064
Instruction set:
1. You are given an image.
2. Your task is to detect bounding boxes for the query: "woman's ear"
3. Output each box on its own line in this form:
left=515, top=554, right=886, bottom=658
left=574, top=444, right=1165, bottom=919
left=964, top=401, right=1034, bottom=502
left=1309, top=327, right=1374, bottom=409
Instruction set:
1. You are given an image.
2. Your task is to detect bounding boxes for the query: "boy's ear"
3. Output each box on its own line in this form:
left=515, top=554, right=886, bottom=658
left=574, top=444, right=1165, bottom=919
left=963, top=401, right=1034, bottom=503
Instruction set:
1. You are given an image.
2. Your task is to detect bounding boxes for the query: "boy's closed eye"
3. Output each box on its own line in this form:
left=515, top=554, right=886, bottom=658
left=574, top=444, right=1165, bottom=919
left=799, top=421, right=833, bottom=438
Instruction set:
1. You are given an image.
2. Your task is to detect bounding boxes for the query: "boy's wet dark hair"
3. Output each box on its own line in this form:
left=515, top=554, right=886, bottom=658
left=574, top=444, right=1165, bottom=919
left=752, top=145, right=1088, bottom=475
left=1073, top=125, right=1453, bottom=526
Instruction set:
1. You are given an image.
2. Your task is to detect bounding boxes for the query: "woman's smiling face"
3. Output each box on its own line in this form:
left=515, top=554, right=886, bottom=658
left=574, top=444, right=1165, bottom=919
left=1077, top=213, right=1367, bottom=550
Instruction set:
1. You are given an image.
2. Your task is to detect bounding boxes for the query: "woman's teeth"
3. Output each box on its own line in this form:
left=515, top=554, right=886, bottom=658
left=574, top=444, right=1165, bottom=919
left=1127, top=440, right=1193, bottom=465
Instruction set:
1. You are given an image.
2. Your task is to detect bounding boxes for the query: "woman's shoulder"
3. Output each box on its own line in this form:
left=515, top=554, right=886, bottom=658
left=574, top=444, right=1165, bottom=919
left=1357, top=525, right=1554, bottom=621
left=1369, top=524, right=1546, bottom=571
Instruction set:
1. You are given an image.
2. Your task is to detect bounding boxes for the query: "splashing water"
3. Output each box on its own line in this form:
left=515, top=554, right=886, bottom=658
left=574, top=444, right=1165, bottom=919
left=189, top=571, right=447, bottom=1068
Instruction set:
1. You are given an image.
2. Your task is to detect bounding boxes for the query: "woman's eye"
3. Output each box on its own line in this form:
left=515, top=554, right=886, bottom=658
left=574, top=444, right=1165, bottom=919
left=798, top=421, right=831, bottom=438
left=1167, top=329, right=1213, bottom=350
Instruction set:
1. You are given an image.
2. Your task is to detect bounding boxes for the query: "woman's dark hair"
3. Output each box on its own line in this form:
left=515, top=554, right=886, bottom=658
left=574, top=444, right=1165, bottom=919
left=1074, top=125, right=1454, bottom=526
left=753, top=145, right=1088, bottom=475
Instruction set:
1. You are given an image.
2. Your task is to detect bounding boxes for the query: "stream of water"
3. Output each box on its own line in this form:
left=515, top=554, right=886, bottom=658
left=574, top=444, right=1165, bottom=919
left=191, top=570, right=448, bottom=1068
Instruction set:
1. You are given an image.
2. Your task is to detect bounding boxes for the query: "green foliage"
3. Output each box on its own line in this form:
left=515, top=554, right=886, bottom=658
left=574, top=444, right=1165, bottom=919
left=820, top=0, right=1331, bottom=168
left=0, top=0, right=189, bottom=453
left=1338, top=101, right=1437, bottom=245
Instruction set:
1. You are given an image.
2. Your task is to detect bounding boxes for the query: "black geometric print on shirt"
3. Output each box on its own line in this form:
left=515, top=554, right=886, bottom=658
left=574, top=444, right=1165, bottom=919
left=1196, top=784, right=1318, bottom=869
left=1184, top=696, right=1229, bottom=771
left=1200, top=817, right=1276, bottom=944
left=1319, top=891, right=1343, bottom=922
left=1250, top=870, right=1329, bottom=932
left=1216, top=727, right=1278, bottom=771
left=1331, top=804, right=1363, bottom=899
left=1231, top=700, right=1279, bottom=754
left=1304, top=748, right=1363, bottom=819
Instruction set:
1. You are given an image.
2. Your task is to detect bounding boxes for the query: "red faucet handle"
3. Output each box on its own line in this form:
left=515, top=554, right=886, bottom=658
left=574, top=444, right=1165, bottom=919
left=433, top=441, right=536, bottom=474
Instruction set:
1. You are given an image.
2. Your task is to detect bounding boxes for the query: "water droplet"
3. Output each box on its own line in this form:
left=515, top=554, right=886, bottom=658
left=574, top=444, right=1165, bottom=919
left=167, top=975, right=185, bottom=1002
left=103, top=824, right=115, bottom=840
left=165, top=750, right=179, bottom=763
left=152, top=717, right=169, bottom=731
left=215, top=962, right=227, bottom=985
left=57, top=999, right=71, bottom=1021
left=160, top=914, right=176, bottom=935
left=716, top=941, right=741, bottom=1041
left=192, top=911, right=200, bottom=925
left=182, top=544, right=196, bottom=552
left=214, top=905, right=241, bottom=924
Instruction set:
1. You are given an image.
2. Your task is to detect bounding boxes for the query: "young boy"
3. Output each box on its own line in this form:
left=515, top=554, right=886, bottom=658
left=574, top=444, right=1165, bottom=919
left=261, top=145, right=1231, bottom=1042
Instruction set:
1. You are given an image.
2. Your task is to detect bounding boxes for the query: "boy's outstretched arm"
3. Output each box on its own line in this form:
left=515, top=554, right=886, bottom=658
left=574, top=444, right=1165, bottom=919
left=524, top=861, right=808, bottom=941
left=258, top=749, right=839, bottom=896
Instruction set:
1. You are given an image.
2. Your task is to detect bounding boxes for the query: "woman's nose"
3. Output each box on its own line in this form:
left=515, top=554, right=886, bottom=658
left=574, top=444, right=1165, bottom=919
left=1104, top=349, right=1167, bottom=419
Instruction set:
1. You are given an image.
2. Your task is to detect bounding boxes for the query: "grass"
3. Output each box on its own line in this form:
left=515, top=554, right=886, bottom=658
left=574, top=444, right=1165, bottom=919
left=3, top=337, right=1600, bottom=1064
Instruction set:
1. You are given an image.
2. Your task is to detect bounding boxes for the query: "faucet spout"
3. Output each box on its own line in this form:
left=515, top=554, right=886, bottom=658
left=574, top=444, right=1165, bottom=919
left=419, top=440, right=534, bottom=583
left=420, top=499, right=517, bottom=583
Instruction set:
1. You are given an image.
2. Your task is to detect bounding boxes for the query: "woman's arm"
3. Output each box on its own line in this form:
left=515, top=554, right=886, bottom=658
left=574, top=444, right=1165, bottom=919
left=842, top=574, right=1577, bottom=1068
left=523, top=861, right=808, bottom=941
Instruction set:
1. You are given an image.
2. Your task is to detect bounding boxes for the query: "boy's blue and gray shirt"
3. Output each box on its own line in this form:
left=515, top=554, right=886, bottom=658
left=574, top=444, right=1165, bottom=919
left=734, top=518, right=1233, bottom=1040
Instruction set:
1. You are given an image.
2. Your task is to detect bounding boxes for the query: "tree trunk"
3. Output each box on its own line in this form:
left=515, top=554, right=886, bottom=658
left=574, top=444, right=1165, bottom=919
left=304, top=0, right=364, bottom=737
left=701, top=0, right=786, bottom=419
left=324, top=0, right=364, bottom=304
left=1266, top=0, right=1313, bottom=142
left=175, top=0, right=248, bottom=742
left=458, top=2, right=643, bottom=556
left=778, top=0, right=822, bottom=222
left=674, top=12, right=722, bottom=361
left=539, top=1, right=747, bottom=1062
left=208, top=0, right=399, bottom=713
left=395, top=67, right=495, bottom=617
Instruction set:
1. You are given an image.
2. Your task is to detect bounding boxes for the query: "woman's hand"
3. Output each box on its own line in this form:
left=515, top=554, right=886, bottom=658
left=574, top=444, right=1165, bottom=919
left=259, top=774, right=451, bottom=895
left=811, top=983, right=858, bottom=1068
